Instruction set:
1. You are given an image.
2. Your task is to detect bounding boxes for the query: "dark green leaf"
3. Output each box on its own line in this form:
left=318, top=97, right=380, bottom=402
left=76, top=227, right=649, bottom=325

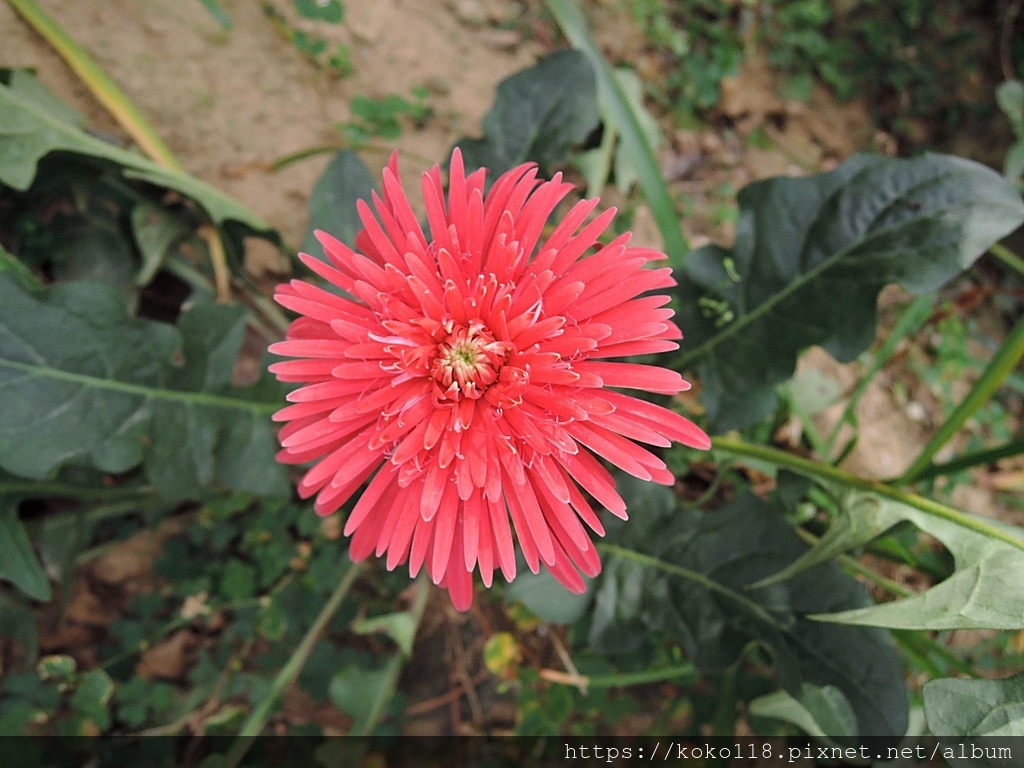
left=924, top=672, right=1024, bottom=737
left=0, top=82, right=269, bottom=233
left=302, top=150, right=376, bottom=258
left=592, top=481, right=907, bottom=741
left=0, top=592, right=39, bottom=661
left=50, top=210, right=136, bottom=290
left=70, top=669, right=114, bottom=730
left=749, top=684, right=858, bottom=740
left=454, top=50, right=600, bottom=177
left=0, top=275, right=288, bottom=501
left=220, top=560, right=257, bottom=601
left=675, top=154, right=1024, bottom=430
left=0, top=702, right=38, bottom=736
left=0, top=499, right=51, bottom=602
left=131, top=201, right=191, bottom=286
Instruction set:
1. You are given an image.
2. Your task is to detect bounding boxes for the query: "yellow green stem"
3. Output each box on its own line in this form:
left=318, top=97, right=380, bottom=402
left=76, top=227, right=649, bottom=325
left=990, top=242, right=1024, bottom=276
left=899, top=311, right=1024, bottom=484
left=711, top=436, right=1024, bottom=555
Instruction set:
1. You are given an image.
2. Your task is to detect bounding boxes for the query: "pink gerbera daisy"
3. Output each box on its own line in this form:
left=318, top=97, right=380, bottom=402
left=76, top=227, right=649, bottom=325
left=269, top=148, right=710, bottom=610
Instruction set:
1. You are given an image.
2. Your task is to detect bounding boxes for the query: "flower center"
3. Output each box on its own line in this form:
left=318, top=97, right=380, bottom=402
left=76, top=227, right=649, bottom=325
left=431, top=321, right=508, bottom=401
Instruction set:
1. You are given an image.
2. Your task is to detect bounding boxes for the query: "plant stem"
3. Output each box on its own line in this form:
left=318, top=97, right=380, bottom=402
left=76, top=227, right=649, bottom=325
left=899, top=312, right=1024, bottom=483
left=270, top=143, right=434, bottom=172
left=711, top=653, right=744, bottom=737
left=541, top=663, right=698, bottom=689
left=543, top=0, right=689, bottom=266
left=5, top=0, right=184, bottom=172
left=711, top=436, right=1024, bottom=555
left=891, top=630, right=974, bottom=678
left=990, top=242, right=1024, bottom=276
left=0, top=478, right=153, bottom=500
left=223, top=562, right=363, bottom=768
left=910, top=433, right=1024, bottom=482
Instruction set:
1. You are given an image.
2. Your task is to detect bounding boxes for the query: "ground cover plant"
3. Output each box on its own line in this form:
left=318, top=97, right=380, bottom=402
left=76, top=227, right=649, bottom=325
left=2, top=0, right=1024, bottom=759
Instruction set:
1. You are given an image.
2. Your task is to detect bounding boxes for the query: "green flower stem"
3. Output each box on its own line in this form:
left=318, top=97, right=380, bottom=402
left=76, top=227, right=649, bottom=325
left=711, top=650, right=746, bottom=737
left=1, top=358, right=279, bottom=414
left=899, top=312, right=1024, bottom=484
left=0, top=479, right=153, bottom=500
left=711, top=436, right=1024, bottom=555
left=270, top=143, right=435, bottom=172
left=223, top=562, right=364, bottom=768
left=558, top=664, right=698, bottom=689
left=990, top=242, right=1024, bottom=276
left=543, top=0, right=689, bottom=265
left=891, top=630, right=974, bottom=678
left=910, top=433, right=1024, bottom=483
left=892, top=631, right=945, bottom=679
left=5, top=0, right=184, bottom=173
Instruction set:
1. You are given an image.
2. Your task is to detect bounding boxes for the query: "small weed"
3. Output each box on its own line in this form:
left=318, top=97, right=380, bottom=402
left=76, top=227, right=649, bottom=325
left=338, top=88, right=434, bottom=147
left=263, top=0, right=353, bottom=78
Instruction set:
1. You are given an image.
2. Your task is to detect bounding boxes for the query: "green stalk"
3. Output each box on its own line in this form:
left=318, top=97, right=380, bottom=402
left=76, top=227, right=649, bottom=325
left=899, top=312, right=1024, bottom=484
left=0, top=479, right=153, bottom=500
left=891, top=630, right=974, bottom=678
left=711, top=654, right=744, bottom=737
left=5, top=0, right=184, bottom=172
left=990, top=242, right=1024, bottom=276
left=223, top=562, right=363, bottom=768
left=910, top=433, right=1024, bottom=483
left=543, top=0, right=690, bottom=266
left=567, top=664, right=698, bottom=689
left=711, top=436, right=1024, bottom=555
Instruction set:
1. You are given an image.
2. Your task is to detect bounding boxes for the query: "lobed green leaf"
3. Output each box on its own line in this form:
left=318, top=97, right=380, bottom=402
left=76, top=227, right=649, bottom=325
left=0, top=274, right=288, bottom=501
left=799, top=493, right=1024, bottom=630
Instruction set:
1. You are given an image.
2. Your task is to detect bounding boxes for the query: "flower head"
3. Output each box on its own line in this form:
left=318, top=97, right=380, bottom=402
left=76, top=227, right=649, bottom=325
left=269, top=149, right=710, bottom=609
